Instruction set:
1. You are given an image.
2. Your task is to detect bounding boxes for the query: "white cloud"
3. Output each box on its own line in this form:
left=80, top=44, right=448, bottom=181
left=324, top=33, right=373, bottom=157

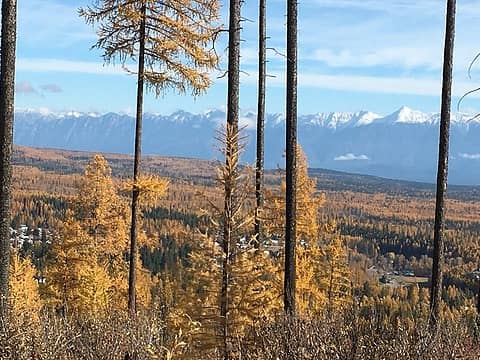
left=334, top=153, right=369, bottom=161
left=459, top=153, right=480, bottom=160
left=40, top=83, right=63, bottom=93
left=311, top=47, right=441, bottom=70
left=239, top=70, right=480, bottom=99
left=17, top=58, right=131, bottom=75
left=15, top=81, right=37, bottom=94
left=309, top=0, right=480, bottom=17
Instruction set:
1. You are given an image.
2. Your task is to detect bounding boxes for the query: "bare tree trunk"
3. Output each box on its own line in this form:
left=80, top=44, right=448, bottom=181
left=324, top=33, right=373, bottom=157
left=429, top=0, right=456, bottom=330
left=254, top=0, right=267, bottom=246
left=0, top=0, right=17, bottom=316
left=284, top=0, right=298, bottom=317
left=128, top=2, right=147, bottom=316
left=221, top=0, right=241, bottom=358
left=477, top=277, right=480, bottom=315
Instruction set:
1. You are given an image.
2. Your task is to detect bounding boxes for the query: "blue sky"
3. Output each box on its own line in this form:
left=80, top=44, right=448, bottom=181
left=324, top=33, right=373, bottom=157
left=15, top=0, right=480, bottom=115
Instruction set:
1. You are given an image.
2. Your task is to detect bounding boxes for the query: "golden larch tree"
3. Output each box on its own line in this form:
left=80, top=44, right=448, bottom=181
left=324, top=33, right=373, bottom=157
left=73, top=154, right=130, bottom=273
left=174, top=131, right=280, bottom=358
left=263, top=146, right=350, bottom=316
left=318, top=229, right=351, bottom=312
left=80, top=0, right=220, bottom=313
left=44, top=215, right=97, bottom=316
left=9, top=251, right=42, bottom=323
left=45, top=156, right=157, bottom=316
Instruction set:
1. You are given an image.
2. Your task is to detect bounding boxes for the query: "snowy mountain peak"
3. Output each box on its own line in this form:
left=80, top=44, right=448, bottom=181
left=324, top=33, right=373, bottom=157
left=13, top=107, right=479, bottom=128
left=353, top=111, right=382, bottom=126
left=12, top=106, right=480, bottom=184
left=394, top=106, right=432, bottom=124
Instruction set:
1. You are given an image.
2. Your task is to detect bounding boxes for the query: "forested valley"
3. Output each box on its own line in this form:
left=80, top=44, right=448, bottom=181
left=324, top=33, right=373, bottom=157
left=3, top=144, right=480, bottom=358
left=1, top=0, right=480, bottom=359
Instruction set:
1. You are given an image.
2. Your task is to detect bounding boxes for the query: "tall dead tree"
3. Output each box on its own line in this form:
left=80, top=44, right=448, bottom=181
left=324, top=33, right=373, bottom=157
left=220, top=0, right=241, bottom=357
left=429, top=0, right=456, bottom=329
left=127, top=2, right=147, bottom=315
left=254, top=0, right=267, bottom=245
left=0, top=0, right=18, bottom=316
left=80, top=0, right=219, bottom=315
left=284, top=0, right=298, bottom=316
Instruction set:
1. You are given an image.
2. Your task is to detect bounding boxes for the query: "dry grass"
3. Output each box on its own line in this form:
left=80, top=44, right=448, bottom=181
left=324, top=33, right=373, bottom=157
left=0, top=310, right=171, bottom=360
left=238, top=310, right=480, bottom=360
left=2, top=307, right=478, bottom=359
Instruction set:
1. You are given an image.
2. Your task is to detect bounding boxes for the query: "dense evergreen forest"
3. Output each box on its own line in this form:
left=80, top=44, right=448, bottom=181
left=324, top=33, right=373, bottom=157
left=1, top=0, right=480, bottom=359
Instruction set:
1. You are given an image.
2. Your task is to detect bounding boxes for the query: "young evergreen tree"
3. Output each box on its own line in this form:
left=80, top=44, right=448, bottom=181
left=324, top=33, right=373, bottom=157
left=176, top=131, right=279, bottom=357
left=9, top=251, right=42, bottom=323
left=80, top=0, right=220, bottom=314
left=44, top=215, right=95, bottom=316
left=430, top=0, right=456, bottom=330
left=0, top=0, right=18, bottom=315
left=285, top=0, right=298, bottom=317
left=73, top=155, right=130, bottom=274
left=221, top=0, right=242, bottom=358
left=44, top=155, right=157, bottom=316
left=263, top=147, right=350, bottom=316
left=319, top=230, right=351, bottom=313
left=264, top=147, right=324, bottom=243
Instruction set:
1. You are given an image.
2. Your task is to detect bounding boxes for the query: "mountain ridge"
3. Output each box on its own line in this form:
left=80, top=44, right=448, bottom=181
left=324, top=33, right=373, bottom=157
left=13, top=106, right=480, bottom=185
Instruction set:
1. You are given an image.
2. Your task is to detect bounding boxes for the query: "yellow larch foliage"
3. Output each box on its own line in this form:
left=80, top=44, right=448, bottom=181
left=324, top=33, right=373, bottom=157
left=9, top=252, right=42, bottom=323
left=76, top=261, right=112, bottom=316
left=43, top=215, right=95, bottom=315
left=296, top=245, right=327, bottom=316
left=263, top=146, right=327, bottom=316
left=172, top=130, right=280, bottom=356
left=263, top=145, right=325, bottom=243
left=44, top=155, right=154, bottom=315
left=263, top=145, right=351, bottom=316
left=122, top=174, right=169, bottom=209
left=73, top=154, right=130, bottom=270
left=80, top=0, right=220, bottom=96
left=106, top=255, right=153, bottom=311
left=318, top=230, right=351, bottom=312
left=175, top=233, right=280, bottom=356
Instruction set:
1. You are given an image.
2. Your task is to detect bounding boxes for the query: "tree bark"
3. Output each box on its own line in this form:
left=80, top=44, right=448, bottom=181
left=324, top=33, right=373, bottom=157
left=0, top=0, right=17, bottom=316
left=254, top=0, right=267, bottom=246
left=221, top=0, right=241, bottom=358
left=429, top=0, right=456, bottom=330
left=477, top=277, right=480, bottom=315
left=128, top=2, right=147, bottom=316
left=284, top=0, right=298, bottom=317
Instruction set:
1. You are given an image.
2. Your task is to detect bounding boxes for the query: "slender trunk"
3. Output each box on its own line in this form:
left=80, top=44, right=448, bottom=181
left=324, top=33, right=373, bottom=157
left=254, top=0, right=267, bottom=246
left=128, top=2, right=147, bottom=316
left=328, top=262, right=334, bottom=311
left=0, top=0, right=17, bottom=316
left=284, top=0, right=298, bottom=317
left=477, top=277, right=480, bottom=315
left=221, top=0, right=241, bottom=358
left=429, top=0, right=456, bottom=330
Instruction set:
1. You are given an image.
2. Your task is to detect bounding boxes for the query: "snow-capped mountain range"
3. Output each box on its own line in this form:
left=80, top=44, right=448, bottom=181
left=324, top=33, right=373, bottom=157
left=13, top=106, right=480, bottom=185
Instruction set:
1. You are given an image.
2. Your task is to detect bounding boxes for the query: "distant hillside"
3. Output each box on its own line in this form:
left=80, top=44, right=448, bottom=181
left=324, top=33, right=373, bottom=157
left=12, top=146, right=480, bottom=201
left=13, top=107, right=480, bottom=185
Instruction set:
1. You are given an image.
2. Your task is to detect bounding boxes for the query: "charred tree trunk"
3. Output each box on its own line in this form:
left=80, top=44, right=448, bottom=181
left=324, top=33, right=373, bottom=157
left=284, top=0, right=298, bottom=316
left=221, top=0, right=241, bottom=358
left=477, top=277, right=480, bottom=315
left=254, top=0, right=267, bottom=246
left=429, top=0, right=456, bottom=330
left=0, top=0, right=17, bottom=316
left=128, top=2, right=147, bottom=316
